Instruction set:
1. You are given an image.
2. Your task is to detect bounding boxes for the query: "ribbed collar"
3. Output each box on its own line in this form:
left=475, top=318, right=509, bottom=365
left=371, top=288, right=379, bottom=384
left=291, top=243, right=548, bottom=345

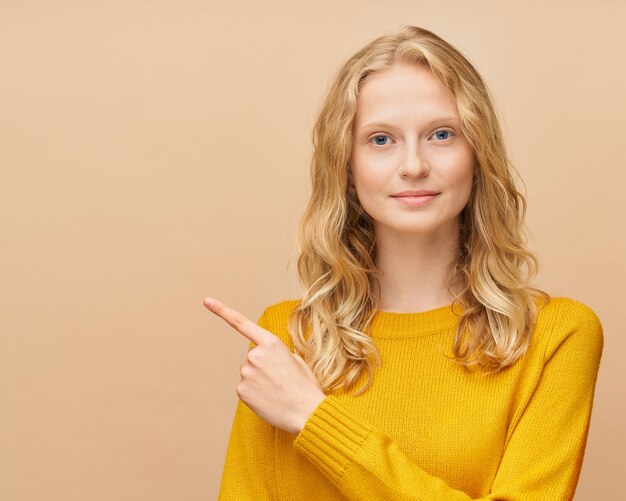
left=369, top=302, right=463, bottom=338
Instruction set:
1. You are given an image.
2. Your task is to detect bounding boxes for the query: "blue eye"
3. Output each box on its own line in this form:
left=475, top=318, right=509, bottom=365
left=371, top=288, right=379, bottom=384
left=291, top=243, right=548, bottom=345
left=369, top=134, right=392, bottom=146
left=432, top=130, right=452, bottom=141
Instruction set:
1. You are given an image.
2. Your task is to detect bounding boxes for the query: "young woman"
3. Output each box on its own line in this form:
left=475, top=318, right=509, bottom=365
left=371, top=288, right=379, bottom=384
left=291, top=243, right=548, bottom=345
left=205, top=25, right=604, bottom=500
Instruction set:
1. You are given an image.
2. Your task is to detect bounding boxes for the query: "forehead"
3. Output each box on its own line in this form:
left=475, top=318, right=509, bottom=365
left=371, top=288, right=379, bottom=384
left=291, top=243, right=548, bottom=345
left=355, top=63, right=459, bottom=125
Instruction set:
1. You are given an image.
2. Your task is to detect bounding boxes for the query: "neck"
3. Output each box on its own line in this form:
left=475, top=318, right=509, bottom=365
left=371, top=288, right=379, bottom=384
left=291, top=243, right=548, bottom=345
left=372, top=221, right=461, bottom=313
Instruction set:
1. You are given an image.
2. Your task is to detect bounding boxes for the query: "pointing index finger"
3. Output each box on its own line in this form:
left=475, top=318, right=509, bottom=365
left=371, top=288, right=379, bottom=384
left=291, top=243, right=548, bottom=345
left=203, top=297, right=273, bottom=346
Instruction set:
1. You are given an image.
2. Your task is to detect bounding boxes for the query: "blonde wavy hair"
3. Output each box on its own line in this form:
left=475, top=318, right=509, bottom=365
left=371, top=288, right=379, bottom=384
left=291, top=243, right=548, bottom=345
left=287, top=25, right=550, bottom=396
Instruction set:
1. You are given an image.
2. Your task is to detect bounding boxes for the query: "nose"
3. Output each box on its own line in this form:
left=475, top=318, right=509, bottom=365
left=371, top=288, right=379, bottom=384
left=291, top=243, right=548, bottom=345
left=398, top=141, right=430, bottom=178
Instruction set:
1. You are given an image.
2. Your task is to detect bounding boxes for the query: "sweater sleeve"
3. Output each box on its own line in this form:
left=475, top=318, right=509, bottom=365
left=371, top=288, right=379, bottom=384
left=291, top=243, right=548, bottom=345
left=292, top=301, right=604, bottom=501
left=217, top=309, right=277, bottom=501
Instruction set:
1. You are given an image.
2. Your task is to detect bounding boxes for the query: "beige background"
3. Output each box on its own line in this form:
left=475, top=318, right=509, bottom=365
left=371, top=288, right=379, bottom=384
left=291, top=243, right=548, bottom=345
left=1, top=1, right=624, bottom=500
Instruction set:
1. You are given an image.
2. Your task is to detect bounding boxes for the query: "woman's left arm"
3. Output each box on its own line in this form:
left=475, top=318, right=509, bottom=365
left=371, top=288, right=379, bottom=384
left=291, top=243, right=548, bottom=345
left=294, top=302, right=604, bottom=501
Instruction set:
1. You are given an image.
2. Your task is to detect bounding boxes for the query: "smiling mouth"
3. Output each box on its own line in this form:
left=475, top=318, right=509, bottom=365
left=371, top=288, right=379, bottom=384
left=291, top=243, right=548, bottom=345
left=392, top=194, right=437, bottom=198
left=391, top=193, right=439, bottom=206
left=391, top=191, right=440, bottom=197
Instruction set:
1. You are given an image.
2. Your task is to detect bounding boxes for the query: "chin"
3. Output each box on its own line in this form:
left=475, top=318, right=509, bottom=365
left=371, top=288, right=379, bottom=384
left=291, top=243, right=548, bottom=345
left=381, top=223, right=443, bottom=236
left=375, top=215, right=458, bottom=237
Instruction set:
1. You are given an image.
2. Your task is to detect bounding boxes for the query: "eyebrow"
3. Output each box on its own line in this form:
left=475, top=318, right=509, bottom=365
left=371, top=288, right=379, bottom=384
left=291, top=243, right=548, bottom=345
left=358, top=115, right=460, bottom=130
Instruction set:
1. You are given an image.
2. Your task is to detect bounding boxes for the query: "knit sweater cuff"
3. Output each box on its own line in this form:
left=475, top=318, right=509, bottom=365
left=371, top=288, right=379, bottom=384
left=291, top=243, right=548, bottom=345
left=293, top=395, right=372, bottom=482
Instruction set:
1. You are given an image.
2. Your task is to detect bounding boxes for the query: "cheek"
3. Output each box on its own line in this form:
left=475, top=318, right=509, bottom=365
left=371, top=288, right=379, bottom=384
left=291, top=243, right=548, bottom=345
left=447, top=151, right=475, bottom=194
left=351, top=160, right=388, bottom=200
left=460, top=161, right=475, bottom=192
left=351, top=173, right=387, bottom=220
left=352, top=175, right=377, bottom=209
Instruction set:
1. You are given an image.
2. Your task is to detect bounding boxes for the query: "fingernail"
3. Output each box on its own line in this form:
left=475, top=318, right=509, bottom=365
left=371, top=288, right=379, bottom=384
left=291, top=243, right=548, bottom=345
left=203, top=297, right=214, bottom=308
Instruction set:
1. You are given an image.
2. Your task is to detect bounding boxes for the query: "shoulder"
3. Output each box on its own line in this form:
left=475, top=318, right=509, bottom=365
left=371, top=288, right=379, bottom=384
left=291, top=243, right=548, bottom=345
left=537, top=296, right=602, bottom=334
left=535, top=296, right=604, bottom=361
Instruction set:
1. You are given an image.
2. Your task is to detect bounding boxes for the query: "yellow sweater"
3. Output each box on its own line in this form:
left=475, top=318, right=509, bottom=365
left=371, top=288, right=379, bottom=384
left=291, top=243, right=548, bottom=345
left=218, top=296, right=603, bottom=500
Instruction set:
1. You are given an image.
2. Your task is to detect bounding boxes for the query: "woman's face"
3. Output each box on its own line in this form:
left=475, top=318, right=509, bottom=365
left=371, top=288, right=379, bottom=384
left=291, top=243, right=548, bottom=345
left=350, top=62, right=475, bottom=240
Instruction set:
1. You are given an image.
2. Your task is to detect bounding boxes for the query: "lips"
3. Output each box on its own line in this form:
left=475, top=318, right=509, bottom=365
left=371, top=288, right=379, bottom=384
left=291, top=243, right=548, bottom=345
left=390, top=190, right=440, bottom=209
left=391, top=190, right=440, bottom=197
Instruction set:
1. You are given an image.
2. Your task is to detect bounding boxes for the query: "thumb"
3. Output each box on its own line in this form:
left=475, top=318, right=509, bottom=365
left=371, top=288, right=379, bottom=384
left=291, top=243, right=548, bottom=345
left=293, top=352, right=307, bottom=365
left=293, top=353, right=319, bottom=382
